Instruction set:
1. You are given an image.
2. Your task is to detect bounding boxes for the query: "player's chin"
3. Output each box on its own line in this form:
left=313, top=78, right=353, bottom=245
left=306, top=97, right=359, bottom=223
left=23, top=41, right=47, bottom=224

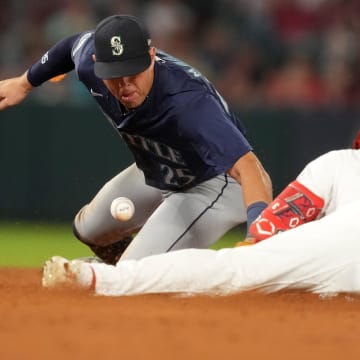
left=120, top=95, right=144, bottom=109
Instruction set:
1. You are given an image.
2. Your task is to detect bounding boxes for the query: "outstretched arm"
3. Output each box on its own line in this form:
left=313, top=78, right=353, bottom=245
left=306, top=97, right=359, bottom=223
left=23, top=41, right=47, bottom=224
left=0, top=72, right=33, bottom=110
left=0, top=33, right=80, bottom=111
left=228, top=151, right=273, bottom=242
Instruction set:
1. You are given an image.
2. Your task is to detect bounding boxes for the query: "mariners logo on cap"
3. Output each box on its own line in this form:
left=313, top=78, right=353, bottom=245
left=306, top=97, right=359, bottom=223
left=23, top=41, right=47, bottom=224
left=110, top=36, right=123, bottom=56
left=94, top=15, right=152, bottom=78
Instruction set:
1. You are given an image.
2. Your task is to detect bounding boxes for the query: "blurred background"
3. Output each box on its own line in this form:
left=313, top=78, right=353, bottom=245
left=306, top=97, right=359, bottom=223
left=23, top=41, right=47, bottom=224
left=0, top=0, right=360, bottom=223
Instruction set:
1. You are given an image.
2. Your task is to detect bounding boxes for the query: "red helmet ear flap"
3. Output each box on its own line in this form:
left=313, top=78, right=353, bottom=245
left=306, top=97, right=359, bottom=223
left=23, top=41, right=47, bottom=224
left=353, top=131, right=360, bottom=149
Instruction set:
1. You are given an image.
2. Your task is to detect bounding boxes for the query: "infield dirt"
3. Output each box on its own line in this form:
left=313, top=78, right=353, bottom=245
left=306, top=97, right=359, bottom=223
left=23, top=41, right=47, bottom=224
left=1, top=268, right=360, bottom=360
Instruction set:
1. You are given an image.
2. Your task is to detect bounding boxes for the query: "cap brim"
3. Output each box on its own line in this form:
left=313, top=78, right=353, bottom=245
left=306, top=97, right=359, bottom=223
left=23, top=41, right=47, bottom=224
left=94, top=54, right=151, bottom=79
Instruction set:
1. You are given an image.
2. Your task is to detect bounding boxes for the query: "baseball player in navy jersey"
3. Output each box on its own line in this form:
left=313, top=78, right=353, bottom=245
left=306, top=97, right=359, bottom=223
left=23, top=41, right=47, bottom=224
left=41, top=132, right=360, bottom=296
left=0, top=15, right=272, bottom=264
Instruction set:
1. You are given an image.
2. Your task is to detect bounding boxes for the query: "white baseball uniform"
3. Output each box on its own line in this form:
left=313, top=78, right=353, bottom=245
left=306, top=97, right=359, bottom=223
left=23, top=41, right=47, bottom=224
left=64, top=149, right=360, bottom=296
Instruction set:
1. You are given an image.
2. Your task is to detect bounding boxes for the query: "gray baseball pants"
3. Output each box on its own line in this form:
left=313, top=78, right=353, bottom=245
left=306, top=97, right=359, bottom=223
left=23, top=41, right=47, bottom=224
left=73, top=163, right=246, bottom=260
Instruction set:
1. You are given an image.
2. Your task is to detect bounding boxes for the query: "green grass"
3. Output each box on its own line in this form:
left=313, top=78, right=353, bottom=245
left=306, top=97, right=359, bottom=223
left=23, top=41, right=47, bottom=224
left=0, top=221, right=92, bottom=267
left=0, top=221, right=244, bottom=267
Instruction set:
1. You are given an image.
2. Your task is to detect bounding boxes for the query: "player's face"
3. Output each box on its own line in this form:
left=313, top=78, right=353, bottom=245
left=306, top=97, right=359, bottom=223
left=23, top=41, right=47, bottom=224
left=103, top=48, right=156, bottom=109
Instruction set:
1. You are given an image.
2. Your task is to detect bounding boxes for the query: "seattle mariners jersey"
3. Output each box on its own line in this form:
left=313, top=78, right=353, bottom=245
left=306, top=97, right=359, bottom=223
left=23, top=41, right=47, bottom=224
left=28, top=32, right=252, bottom=190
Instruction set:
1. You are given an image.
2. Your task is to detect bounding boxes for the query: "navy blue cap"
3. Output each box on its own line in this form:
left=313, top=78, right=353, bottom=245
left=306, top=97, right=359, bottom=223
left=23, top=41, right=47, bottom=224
left=94, top=15, right=151, bottom=79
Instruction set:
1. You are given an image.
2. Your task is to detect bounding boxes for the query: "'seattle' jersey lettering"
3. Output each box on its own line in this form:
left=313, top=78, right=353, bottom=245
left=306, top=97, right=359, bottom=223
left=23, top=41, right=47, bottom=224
left=121, top=133, right=195, bottom=188
left=28, top=32, right=253, bottom=190
left=121, top=133, right=187, bottom=166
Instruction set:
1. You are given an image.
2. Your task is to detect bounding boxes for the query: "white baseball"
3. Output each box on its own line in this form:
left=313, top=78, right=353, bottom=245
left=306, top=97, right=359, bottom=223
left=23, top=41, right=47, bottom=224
left=110, top=197, right=135, bottom=221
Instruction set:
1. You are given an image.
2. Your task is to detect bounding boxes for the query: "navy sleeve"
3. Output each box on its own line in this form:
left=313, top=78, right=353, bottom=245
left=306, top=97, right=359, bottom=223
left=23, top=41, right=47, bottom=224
left=27, top=34, right=79, bottom=86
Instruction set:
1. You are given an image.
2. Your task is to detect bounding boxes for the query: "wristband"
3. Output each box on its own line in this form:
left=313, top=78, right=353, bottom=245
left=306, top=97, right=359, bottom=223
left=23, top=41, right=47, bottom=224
left=246, top=201, right=268, bottom=237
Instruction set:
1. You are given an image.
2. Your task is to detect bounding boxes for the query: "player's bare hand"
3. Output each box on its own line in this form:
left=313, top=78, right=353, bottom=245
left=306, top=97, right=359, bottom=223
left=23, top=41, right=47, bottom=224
left=234, top=237, right=256, bottom=247
left=0, top=72, right=33, bottom=111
